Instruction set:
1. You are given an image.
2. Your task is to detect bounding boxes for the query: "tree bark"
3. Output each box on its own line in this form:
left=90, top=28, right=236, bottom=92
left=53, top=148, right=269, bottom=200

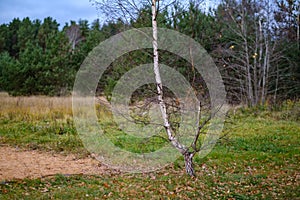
left=184, top=152, right=195, bottom=177
left=151, top=1, right=192, bottom=176
left=151, top=0, right=186, bottom=152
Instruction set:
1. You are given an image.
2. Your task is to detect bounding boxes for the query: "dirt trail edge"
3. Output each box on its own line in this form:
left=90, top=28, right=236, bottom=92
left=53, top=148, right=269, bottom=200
left=0, top=146, right=111, bottom=181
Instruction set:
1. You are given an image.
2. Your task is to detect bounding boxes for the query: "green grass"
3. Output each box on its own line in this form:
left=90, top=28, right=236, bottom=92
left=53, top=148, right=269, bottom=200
left=0, top=119, right=88, bottom=156
left=0, top=97, right=299, bottom=199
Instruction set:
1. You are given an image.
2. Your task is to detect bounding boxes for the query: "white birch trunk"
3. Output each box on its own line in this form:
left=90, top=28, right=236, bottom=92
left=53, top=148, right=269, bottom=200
left=259, top=19, right=266, bottom=104
left=240, top=0, right=253, bottom=106
left=151, top=0, right=194, bottom=176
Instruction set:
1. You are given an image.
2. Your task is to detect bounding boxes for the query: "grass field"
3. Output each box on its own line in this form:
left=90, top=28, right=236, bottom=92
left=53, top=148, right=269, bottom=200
left=0, top=94, right=299, bottom=199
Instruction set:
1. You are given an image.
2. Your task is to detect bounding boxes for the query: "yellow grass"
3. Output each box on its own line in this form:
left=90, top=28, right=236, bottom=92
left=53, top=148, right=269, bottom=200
left=0, top=92, right=114, bottom=123
left=0, top=92, right=72, bottom=121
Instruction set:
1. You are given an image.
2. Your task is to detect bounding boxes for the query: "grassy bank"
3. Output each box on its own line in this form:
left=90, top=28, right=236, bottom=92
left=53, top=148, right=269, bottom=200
left=0, top=94, right=299, bottom=199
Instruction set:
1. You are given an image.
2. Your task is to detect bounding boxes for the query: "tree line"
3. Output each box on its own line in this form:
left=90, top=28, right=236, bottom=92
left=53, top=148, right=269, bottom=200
left=0, top=0, right=299, bottom=106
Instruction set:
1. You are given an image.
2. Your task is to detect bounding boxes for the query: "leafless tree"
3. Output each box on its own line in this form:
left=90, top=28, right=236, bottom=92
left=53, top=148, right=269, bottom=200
left=215, top=0, right=288, bottom=106
left=91, top=0, right=226, bottom=177
left=66, top=23, right=84, bottom=51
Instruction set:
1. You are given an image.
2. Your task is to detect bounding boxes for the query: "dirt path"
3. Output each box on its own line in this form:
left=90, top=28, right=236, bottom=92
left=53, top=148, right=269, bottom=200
left=0, top=146, right=110, bottom=181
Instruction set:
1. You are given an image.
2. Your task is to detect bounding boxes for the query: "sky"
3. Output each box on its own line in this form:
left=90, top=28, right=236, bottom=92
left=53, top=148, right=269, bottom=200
left=0, top=0, right=100, bottom=27
left=0, top=0, right=221, bottom=27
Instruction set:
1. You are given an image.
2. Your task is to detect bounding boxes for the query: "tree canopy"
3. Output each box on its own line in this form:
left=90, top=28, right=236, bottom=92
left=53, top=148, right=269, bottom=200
left=0, top=0, right=298, bottom=104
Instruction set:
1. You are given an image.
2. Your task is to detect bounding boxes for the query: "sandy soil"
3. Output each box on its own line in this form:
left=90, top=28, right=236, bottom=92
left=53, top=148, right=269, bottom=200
left=0, top=146, right=110, bottom=181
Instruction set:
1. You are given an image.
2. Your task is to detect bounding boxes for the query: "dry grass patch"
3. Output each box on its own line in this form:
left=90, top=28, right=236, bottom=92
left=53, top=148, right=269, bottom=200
left=0, top=93, right=72, bottom=121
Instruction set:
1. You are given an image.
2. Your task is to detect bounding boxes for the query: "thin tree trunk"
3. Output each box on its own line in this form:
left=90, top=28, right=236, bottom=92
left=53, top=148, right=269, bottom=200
left=184, top=152, right=196, bottom=177
left=151, top=0, right=194, bottom=176
left=260, top=19, right=267, bottom=104
left=245, top=35, right=254, bottom=106
left=253, top=24, right=259, bottom=105
left=274, top=64, right=279, bottom=104
left=151, top=0, right=186, bottom=153
left=297, top=8, right=300, bottom=49
left=241, top=0, right=254, bottom=106
left=262, top=39, right=269, bottom=105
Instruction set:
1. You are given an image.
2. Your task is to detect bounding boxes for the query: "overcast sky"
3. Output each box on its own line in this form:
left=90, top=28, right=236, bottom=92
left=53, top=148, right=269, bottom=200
left=0, top=0, right=100, bottom=26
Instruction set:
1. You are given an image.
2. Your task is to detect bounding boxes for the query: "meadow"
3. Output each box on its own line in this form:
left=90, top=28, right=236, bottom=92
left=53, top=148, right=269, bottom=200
left=0, top=93, right=299, bottom=199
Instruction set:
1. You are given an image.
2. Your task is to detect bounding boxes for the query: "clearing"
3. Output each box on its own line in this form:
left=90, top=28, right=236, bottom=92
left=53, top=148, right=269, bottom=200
left=0, top=145, right=109, bottom=180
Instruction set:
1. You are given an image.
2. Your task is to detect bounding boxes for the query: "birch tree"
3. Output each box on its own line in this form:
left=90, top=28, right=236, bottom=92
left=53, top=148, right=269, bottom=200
left=91, top=0, right=225, bottom=177
left=65, top=22, right=84, bottom=51
left=214, top=0, right=286, bottom=106
left=151, top=0, right=195, bottom=176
